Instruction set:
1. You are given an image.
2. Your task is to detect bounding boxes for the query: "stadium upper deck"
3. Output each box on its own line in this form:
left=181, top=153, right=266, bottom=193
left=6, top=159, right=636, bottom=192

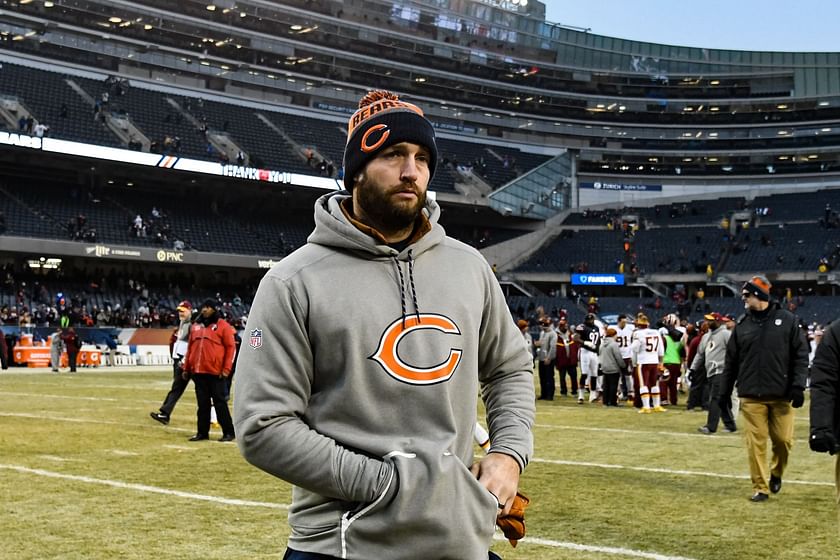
left=0, top=0, right=838, bottom=180
left=1, top=1, right=839, bottom=319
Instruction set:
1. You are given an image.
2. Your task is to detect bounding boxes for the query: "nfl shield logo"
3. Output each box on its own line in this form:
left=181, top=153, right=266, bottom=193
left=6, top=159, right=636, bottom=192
left=249, top=328, right=263, bottom=349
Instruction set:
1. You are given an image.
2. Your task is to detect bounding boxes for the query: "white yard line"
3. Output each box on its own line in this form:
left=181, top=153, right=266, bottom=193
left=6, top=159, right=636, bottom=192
left=1, top=462, right=701, bottom=560
left=534, top=422, right=812, bottom=444
left=0, top=464, right=287, bottom=509
left=0, top=412, right=194, bottom=433
left=494, top=533, right=693, bottom=560
left=2, top=391, right=120, bottom=401
left=496, top=534, right=700, bottom=560
left=531, top=457, right=833, bottom=486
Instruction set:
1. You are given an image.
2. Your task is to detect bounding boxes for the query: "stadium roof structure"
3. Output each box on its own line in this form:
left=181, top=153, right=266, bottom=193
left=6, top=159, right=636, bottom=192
left=0, top=0, right=839, bottom=184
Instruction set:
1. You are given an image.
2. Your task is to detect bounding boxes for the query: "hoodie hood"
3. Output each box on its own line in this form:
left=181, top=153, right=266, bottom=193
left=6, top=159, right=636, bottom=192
left=308, top=191, right=445, bottom=259
left=308, top=191, right=446, bottom=327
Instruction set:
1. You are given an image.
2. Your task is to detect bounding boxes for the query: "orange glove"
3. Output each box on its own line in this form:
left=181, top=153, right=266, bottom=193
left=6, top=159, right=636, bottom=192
left=496, top=491, right=530, bottom=547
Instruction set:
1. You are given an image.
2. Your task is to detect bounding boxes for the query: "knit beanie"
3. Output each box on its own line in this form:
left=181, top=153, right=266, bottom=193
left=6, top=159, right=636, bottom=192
left=342, top=90, right=437, bottom=192
left=742, top=275, right=771, bottom=301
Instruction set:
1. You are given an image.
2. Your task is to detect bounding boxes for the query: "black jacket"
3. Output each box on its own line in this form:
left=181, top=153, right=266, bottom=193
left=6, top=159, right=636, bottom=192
left=810, top=320, right=840, bottom=443
left=722, top=302, right=808, bottom=399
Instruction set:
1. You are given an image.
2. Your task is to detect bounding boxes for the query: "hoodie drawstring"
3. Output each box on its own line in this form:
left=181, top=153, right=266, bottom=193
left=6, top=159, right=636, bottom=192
left=407, top=249, right=421, bottom=324
left=393, top=250, right=421, bottom=329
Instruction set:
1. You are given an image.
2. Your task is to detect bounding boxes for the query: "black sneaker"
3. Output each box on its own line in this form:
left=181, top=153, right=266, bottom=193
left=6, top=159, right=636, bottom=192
left=770, top=475, right=782, bottom=494
left=149, top=412, right=170, bottom=425
left=188, top=434, right=209, bottom=442
left=218, top=434, right=236, bottom=442
left=750, top=492, right=769, bottom=502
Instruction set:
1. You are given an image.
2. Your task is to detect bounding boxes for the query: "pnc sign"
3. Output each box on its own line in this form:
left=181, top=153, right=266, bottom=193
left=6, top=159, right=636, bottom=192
left=156, top=250, right=184, bottom=263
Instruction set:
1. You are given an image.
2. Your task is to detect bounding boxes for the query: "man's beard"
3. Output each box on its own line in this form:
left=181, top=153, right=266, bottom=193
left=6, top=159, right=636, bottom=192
left=356, top=178, right=426, bottom=233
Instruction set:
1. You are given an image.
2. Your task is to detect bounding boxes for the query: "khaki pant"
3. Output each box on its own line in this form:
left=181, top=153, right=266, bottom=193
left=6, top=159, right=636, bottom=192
left=835, top=456, right=840, bottom=534
left=740, top=397, right=795, bottom=494
left=835, top=455, right=840, bottom=506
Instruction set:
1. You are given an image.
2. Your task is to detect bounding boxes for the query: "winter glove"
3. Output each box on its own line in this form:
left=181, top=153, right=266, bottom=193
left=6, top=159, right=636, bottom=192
left=789, top=387, right=805, bottom=408
left=810, top=430, right=837, bottom=454
left=686, top=369, right=695, bottom=383
left=496, top=492, right=530, bottom=548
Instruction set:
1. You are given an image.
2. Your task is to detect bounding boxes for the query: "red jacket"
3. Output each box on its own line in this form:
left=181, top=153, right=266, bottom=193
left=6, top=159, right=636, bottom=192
left=61, top=330, right=81, bottom=354
left=686, top=332, right=704, bottom=370
left=555, top=331, right=580, bottom=368
left=184, top=317, right=236, bottom=376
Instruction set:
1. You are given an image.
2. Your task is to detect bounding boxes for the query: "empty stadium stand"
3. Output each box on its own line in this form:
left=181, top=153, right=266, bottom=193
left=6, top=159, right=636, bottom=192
left=0, top=61, right=550, bottom=195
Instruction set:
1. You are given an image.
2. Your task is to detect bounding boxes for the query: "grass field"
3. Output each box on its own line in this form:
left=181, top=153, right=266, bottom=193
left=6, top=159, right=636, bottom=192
left=1, top=367, right=837, bottom=559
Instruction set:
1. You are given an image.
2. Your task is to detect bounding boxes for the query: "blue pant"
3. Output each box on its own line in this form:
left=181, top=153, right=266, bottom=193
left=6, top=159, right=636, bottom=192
left=284, top=549, right=503, bottom=559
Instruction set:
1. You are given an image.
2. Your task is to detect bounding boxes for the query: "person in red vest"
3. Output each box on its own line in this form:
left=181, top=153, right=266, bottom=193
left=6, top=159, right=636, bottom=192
left=555, top=319, right=580, bottom=397
left=182, top=298, right=236, bottom=442
left=60, top=327, right=81, bottom=373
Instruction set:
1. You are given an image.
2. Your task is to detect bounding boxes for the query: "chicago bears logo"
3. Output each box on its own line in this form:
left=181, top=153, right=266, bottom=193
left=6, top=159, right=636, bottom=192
left=370, top=314, right=462, bottom=385
left=360, top=124, right=390, bottom=153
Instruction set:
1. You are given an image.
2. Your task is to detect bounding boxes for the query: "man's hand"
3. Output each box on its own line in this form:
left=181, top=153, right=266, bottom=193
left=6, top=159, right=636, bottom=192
left=789, top=387, right=805, bottom=408
left=810, top=429, right=837, bottom=454
left=496, top=491, right=530, bottom=547
left=469, top=452, right=520, bottom=517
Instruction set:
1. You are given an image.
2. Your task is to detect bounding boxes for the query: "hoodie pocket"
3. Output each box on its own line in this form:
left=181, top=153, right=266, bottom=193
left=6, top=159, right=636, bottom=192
left=341, top=450, right=498, bottom=560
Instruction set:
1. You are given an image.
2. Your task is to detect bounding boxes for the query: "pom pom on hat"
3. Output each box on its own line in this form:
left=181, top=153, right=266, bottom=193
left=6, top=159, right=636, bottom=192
left=742, top=275, right=771, bottom=301
left=342, top=90, right=438, bottom=192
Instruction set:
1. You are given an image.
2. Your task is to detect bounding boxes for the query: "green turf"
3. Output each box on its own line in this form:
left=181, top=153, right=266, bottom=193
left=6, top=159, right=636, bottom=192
left=0, top=368, right=836, bottom=559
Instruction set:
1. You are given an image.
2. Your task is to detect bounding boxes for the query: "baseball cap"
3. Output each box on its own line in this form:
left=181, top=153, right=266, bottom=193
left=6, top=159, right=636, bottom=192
left=176, top=300, right=192, bottom=311
left=704, top=312, right=723, bottom=322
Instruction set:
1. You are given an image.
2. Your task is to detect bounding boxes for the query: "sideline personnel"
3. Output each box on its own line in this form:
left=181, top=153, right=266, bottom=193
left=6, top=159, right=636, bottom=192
left=721, top=275, right=808, bottom=502
left=183, top=298, right=236, bottom=442
left=234, top=90, right=535, bottom=559
left=150, top=300, right=194, bottom=425
left=809, top=319, right=840, bottom=504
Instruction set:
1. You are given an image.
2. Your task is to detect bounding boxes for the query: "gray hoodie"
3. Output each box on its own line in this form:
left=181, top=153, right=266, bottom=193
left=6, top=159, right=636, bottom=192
left=233, top=192, right=535, bottom=559
left=690, top=324, right=731, bottom=378
left=598, top=336, right=625, bottom=374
